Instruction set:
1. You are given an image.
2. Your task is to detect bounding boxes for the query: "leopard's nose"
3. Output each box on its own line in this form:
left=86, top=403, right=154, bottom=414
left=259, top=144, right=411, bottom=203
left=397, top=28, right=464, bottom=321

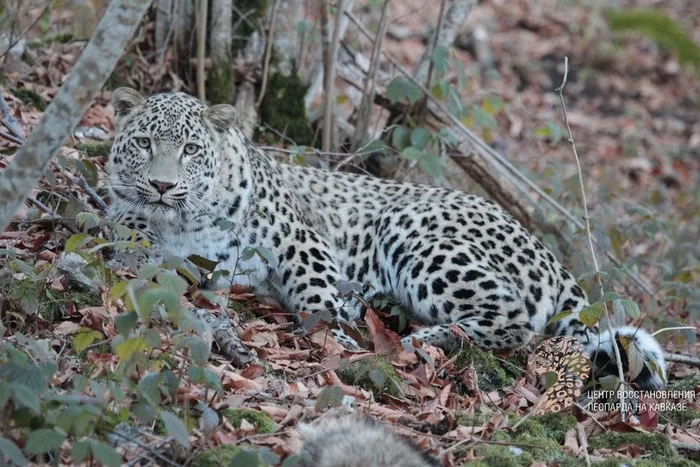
left=149, top=179, right=177, bottom=194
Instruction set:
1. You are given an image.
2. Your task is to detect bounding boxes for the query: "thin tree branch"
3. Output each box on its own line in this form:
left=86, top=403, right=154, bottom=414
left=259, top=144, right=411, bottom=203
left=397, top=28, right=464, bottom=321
left=0, top=0, right=153, bottom=234
left=556, top=56, right=627, bottom=420
left=664, top=353, right=700, bottom=368
left=0, top=90, right=24, bottom=139
left=351, top=0, right=391, bottom=152
left=196, top=0, right=209, bottom=101
left=256, top=0, right=281, bottom=108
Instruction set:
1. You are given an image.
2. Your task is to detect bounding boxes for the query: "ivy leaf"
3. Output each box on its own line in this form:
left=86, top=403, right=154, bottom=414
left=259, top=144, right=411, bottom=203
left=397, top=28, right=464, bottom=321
left=386, top=77, right=423, bottom=104
left=25, top=428, right=66, bottom=455
left=0, top=437, right=27, bottom=466
left=160, top=411, right=191, bottom=448
left=579, top=302, right=605, bottom=328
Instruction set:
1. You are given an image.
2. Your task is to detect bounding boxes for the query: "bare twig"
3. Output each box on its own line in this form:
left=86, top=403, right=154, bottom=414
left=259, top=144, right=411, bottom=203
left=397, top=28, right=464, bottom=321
left=0, top=128, right=23, bottom=145
left=0, top=1, right=53, bottom=62
left=664, top=353, right=700, bottom=368
left=196, top=0, right=209, bottom=101
left=62, top=169, right=109, bottom=212
left=344, top=10, right=656, bottom=300
left=556, top=56, right=627, bottom=420
left=413, top=0, right=475, bottom=87
left=26, top=196, right=80, bottom=234
left=0, top=90, right=24, bottom=139
left=321, top=0, right=348, bottom=152
left=351, top=0, right=391, bottom=152
left=577, top=423, right=591, bottom=467
left=255, top=0, right=281, bottom=108
left=653, top=326, right=697, bottom=337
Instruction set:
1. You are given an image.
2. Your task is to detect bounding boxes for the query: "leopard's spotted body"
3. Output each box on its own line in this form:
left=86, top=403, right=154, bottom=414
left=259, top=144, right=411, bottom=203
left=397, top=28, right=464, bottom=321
left=107, top=88, right=666, bottom=389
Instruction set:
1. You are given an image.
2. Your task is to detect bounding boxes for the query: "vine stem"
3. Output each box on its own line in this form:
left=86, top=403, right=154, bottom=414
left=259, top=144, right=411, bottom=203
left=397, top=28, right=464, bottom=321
left=555, top=56, right=627, bottom=420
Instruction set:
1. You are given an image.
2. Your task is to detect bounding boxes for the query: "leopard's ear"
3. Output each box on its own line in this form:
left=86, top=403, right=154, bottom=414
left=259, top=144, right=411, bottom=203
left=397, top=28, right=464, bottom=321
left=203, top=104, right=238, bottom=132
left=111, top=87, right=146, bottom=119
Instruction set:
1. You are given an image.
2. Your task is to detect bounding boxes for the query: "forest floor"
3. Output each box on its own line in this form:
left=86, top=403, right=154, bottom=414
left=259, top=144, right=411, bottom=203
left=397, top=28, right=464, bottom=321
left=0, top=0, right=698, bottom=466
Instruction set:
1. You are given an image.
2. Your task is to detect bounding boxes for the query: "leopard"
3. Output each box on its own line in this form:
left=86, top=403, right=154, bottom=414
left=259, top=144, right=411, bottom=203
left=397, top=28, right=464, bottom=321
left=106, top=87, right=667, bottom=390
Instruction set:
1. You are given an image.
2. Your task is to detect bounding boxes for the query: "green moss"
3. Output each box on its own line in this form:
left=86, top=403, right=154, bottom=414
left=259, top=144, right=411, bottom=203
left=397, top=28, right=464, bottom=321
left=12, top=87, right=47, bottom=111
left=336, top=356, right=404, bottom=399
left=258, top=72, right=314, bottom=147
left=667, top=374, right=700, bottom=392
left=208, top=61, right=235, bottom=105
left=510, top=416, right=545, bottom=438
left=455, top=411, right=491, bottom=427
left=533, top=412, right=577, bottom=444
left=455, top=346, right=513, bottom=391
left=512, top=434, right=563, bottom=462
left=222, top=408, right=276, bottom=434
left=232, top=0, right=270, bottom=52
left=588, top=432, right=676, bottom=459
left=660, top=407, right=700, bottom=427
left=191, top=445, right=243, bottom=467
left=636, top=460, right=698, bottom=467
left=78, top=141, right=113, bottom=158
left=474, top=444, right=534, bottom=467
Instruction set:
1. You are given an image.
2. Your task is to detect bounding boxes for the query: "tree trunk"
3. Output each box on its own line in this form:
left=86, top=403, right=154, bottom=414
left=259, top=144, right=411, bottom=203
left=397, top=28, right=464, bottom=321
left=0, top=0, right=153, bottom=234
left=208, top=0, right=234, bottom=103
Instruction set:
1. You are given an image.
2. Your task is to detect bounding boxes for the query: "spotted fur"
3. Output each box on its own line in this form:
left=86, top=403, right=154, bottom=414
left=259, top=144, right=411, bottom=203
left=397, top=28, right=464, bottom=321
left=107, top=88, right=666, bottom=390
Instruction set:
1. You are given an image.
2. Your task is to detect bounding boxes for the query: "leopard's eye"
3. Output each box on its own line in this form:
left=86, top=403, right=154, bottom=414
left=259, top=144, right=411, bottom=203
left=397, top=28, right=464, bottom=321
left=135, top=137, right=151, bottom=149
left=183, top=143, right=200, bottom=155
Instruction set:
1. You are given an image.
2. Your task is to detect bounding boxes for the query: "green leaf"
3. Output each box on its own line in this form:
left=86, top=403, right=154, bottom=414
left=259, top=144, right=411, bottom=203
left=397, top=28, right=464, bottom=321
left=156, top=270, right=189, bottom=296
left=314, top=385, right=345, bottom=411
left=418, top=152, right=444, bottom=179
left=231, top=450, right=262, bottom=467
left=400, top=147, right=423, bottom=161
left=253, top=246, right=279, bottom=268
left=619, top=335, right=645, bottom=380
left=11, top=383, right=40, bottom=414
left=76, top=212, right=100, bottom=230
left=71, top=440, right=90, bottom=463
left=579, top=302, right=605, bottom=328
left=600, top=291, right=622, bottom=302
left=89, top=439, right=122, bottom=467
left=386, top=77, right=423, bottom=104
left=472, top=105, right=498, bottom=130
left=160, top=411, right=191, bottom=448
left=615, top=299, right=640, bottom=319
left=25, top=428, right=65, bottom=455
left=73, top=329, right=103, bottom=353
left=114, top=337, right=148, bottom=361
left=188, top=337, right=211, bottom=365
left=431, top=45, right=450, bottom=75
left=188, top=254, right=219, bottom=272
left=447, top=85, right=465, bottom=118
left=65, top=233, right=92, bottom=253
left=482, top=95, right=504, bottom=115
left=410, top=128, right=431, bottom=150
left=546, top=310, right=572, bottom=326
left=609, top=227, right=624, bottom=258
left=0, top=437, right=26, bottom=466
left=115, top=311, right=138, bottom=336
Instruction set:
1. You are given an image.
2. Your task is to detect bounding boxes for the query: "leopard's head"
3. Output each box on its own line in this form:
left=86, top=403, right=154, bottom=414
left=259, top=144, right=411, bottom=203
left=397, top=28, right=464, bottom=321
left=108, top=88, right=237, bottom=223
